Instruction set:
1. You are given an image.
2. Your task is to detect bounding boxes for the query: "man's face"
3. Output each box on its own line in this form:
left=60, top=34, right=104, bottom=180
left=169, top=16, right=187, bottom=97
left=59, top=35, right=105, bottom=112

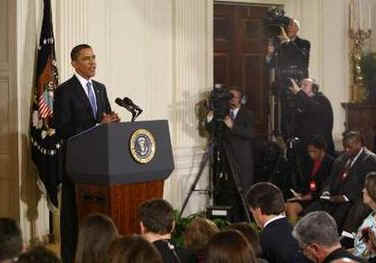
left=72, top=48, right=96, bottom=79
left=229, top=90, right=242, bottom=109
left=287, top=19, right=299, bottom=38
left=343, top=138, right=362, bottom=158
left=301, top=79, right=313, bottom=96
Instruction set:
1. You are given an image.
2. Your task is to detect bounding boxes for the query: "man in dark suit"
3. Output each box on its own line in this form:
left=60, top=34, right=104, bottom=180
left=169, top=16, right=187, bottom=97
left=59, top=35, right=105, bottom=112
left=247, top=182, right=310, bottom=263
left=53, top=44, right=120, bottom=263
left=293, top=211, right=364, bottom=263
left=305, top=131, right=376, bottom=240
left=207, top=86, right=254, bottom=222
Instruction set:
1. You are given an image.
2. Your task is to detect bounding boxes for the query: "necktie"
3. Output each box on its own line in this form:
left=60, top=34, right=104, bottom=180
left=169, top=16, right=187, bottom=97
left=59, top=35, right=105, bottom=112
left=86, top=82, right=97, bottom=117
left=230, top=110, right=235, bottom=120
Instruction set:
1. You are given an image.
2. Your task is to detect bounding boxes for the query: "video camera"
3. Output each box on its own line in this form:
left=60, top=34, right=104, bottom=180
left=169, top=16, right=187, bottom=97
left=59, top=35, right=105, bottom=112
left=263, top=7, right=291, bottom=38
left=208, top=84, right=233, bottom=121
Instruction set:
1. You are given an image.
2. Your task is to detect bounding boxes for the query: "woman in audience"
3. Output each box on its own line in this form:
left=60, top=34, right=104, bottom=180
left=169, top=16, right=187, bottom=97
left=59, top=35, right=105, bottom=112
left=227, top=223, right=267, bottom=263
left=286, top=135, right=334, bottom=224
left=184, top=217, right=219, bottom=262
left=206, top=230, right=257, bottom=263
left=108, top=235, right=162, bottom=263
left=75, top=213, right=119, bottom=263
left=353, top=171, right=376, bottom=260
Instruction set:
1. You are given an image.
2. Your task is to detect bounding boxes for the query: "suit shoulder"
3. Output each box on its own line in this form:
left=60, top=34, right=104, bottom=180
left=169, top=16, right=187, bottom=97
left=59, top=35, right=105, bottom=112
left=56, top=77, right=77, bottom=94
left=92, top=80, right=106, bottom=89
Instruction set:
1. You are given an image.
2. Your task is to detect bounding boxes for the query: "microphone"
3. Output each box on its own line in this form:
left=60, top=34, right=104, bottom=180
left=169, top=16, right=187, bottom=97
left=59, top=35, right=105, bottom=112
left=115, top=97, right=137, bottom=121
left=123, top=97, right=143, bottom=118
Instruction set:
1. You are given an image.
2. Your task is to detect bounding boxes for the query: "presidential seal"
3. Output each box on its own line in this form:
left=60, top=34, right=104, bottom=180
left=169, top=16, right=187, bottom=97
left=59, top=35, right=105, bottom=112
left=130, top=129, right=156, bottom=164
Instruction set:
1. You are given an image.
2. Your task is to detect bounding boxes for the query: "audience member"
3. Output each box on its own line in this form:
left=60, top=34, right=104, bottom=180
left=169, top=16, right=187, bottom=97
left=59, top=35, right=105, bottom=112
left=184, top=217, right=219, bottom=262
left=292, top=211, right=364, bottom=263
left=138, top=199, right=195, bottom=263
left=353, top=172, right=376, bottom=259
left=75, top=213, right=119, bottom=263
left=286, top=135, right=334, bottom=224
left=206, top=230, right=257, bottom=263
left=18, top=247, right=60, bottom=263
left=0, top=218, right=23, bottom=263
left=227, top=222, right=267, bottom=263
left=305, top=131, right=376, bottom=237
left=246, top=182, right=309, bottom=263
left=108, top=235, right=162, bottom=263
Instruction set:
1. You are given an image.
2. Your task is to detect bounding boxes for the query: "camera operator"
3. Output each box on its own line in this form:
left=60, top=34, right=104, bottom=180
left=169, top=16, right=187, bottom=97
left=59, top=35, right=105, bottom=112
left=266, top=18, right=311, bottom=79
left=206, top=86, right=255, bottom=222
left=289, top=78, right=335, bottom=158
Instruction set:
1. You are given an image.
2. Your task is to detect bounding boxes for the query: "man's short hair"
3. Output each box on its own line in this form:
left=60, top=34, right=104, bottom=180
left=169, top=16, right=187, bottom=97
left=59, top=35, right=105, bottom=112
left=17, top=246, right=60, bottom=263
left=307, top=134, right=327, bottom=151
left=343, top=130, right=364, bottom=145
left=292, top=211, right=339, bottom=248
left=71, top=44, right=92, bottom=61
left=246, top=182, right=285, bottom=215
left=138, top=199, right=174, bottom=235
left=0, top=218, right=22, bottom=261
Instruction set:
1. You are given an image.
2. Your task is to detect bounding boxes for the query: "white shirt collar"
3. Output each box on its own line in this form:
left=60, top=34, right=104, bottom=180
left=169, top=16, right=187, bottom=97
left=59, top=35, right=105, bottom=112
left=75, top=72, right=92, bottom=95
left=231, top=107, right=240, bottom=118
left=263, top=214, right=286, bottom=228
left=350, top=147, right=364, bottom=167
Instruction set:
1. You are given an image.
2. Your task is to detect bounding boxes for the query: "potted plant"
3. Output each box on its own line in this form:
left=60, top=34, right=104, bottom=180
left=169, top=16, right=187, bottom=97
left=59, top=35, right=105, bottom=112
left=361, top=52, right=376, bottom=103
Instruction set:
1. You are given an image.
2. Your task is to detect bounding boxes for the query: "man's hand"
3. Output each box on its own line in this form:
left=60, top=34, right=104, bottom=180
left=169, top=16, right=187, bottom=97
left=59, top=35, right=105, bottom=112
left=329, top=195, right=346, bottom=203
left=100, top=112, right=120, bottom=124
left=207, top=111, right=214, bottom=122
left=223, top=115, right=233, bottom=129
left=278, top=26, right=290, bottom=44
left=288, top=78, right=300, bottom=95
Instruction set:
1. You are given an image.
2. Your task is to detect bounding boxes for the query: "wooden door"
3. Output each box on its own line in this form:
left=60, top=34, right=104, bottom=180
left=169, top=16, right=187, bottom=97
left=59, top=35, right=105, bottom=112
left=214, top=3, right=270, bottom=138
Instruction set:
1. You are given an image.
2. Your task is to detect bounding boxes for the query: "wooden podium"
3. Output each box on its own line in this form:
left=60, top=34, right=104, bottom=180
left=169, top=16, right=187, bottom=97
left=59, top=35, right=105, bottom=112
left=65, top=120, right=174, bottom=235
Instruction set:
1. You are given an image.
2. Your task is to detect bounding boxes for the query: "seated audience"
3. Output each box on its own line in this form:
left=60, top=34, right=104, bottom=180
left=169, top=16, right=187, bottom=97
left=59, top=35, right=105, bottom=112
left=184, top=217, right=219, bottom=262
left=353, top=172, right=376, bottom=259
left=305, top=131, right=376, bottom=236
left=246, top=182, right=309, bottom=263
left=292, top=211, right=364, bottom=263
left=0, top=217, right=23, bottom=263
left=108, top=235, right=163, bottom=263
left=138, top=199, right=195, bottom=263
left=286, top=135, right=334, bottom=224
left=18, top=246, right=60, bottom=263
left=227, top=222, right=268, bottom=263
left=206, top=230, right=257, bottom=263
left=75, top=213, right=119, bottom=263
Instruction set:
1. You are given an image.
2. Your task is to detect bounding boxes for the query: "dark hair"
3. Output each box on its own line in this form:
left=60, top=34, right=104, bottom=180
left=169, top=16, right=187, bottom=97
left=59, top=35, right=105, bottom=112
left=343, top=130, right=364, bottom=145
left=108, top=235, right=162, bottom=263
left=307, top=134, right=327, bottom=151
left=228, top=86, right=243, bottom=97
left=75, top=213, right=119, bottom=263
left=71, top=44, right=92, bottom=61
left=0, top=218, right=22, bottom=261
left=365, top=172, right=376, bottom=203
left=207, top=230, right=257, bottom=263
left=17, top=246, right=60, bottom=263
left=246, top=182, right=285, bottom=215
left=227, top=223, right=262, bottom=257
left=138, top=199, right=174, bottom=235
left=184, top=217, right=219, bottom=252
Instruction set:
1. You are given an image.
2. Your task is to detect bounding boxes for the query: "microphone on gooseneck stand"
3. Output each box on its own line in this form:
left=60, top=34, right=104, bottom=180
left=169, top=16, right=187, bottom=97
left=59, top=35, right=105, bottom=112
left=115, top=97, right=136, bottom=121
left=123, top=97, right=143, bottom=119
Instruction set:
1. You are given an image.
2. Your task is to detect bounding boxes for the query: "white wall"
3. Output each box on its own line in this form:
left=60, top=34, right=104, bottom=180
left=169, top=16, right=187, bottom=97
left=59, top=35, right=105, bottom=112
left=15, top=0, right=374, bottom=242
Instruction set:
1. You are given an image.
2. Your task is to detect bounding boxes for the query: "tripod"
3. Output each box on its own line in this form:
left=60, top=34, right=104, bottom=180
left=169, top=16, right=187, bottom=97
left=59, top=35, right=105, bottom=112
left=179, top=133, right=251, bottom=223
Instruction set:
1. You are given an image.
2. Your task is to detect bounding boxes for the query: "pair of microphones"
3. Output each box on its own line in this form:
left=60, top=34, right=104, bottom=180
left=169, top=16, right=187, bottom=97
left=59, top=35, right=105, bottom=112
left=115, top=97, right=143, bottom=122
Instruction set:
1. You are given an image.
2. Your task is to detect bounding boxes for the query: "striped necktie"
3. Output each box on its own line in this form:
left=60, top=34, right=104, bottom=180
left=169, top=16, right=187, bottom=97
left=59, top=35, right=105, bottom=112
left=86, top=82, right=97, bottom=117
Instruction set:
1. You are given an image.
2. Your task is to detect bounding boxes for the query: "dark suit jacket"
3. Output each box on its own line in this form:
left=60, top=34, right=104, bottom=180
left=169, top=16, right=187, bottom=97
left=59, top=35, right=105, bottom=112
left=260, top=217, right=309, bottom=263
left=294, top=91, right=335, bottom=156
left=53, top=75, right=112, bottom=140
left=224, top=107, right=255, bottom=192
left=322, top=248, right=365, bottom=263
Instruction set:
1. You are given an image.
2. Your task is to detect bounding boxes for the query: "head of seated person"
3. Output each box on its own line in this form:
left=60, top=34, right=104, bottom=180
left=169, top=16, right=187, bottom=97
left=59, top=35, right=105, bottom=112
left=207, top=230, right=257, bottom=263
left=108, top=235, right=162, bottom=263
left=227, top=222, right=262, bottom=258
left=307, top=135, right=328, bottom=161
left=75, top=213, right=119, bottom=263
left=17, top=246, right=60, bottom=263
left=184, top=217, right=219, bottom=254
left=0, top=218, right=23, bottom=263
